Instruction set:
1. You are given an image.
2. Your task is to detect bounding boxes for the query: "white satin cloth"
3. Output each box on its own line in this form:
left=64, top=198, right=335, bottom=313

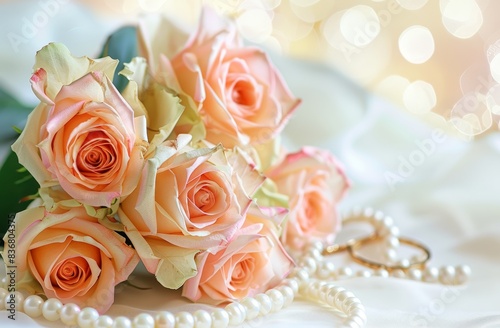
left=1, top=2, right=500, bottom=327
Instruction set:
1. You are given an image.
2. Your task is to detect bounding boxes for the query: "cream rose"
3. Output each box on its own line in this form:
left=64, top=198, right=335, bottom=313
left=266, top=147, right=350, bottom=248
left=4, top=206, right=139, bottom=313
left=12, top=43, right=147, bottom=208
left=138, top=9, right=300, bottom=149
left=182, top=204, right=294, bottom=305
left=119, top=136, right=264, bottom=288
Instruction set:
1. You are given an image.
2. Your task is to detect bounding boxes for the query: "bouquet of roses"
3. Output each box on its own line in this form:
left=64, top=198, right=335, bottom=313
left=2, top=8, right=349, bottom=314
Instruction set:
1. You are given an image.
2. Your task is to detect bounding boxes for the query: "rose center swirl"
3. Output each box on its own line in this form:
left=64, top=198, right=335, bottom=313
left=52, top=257, right=90, bottom=291
left=76, top=131, right=117, bottom=175
left=231, top=257, right=255, bottom=288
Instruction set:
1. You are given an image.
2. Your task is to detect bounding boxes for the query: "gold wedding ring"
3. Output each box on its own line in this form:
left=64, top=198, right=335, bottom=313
left=347, top=236, right=431, bottom=272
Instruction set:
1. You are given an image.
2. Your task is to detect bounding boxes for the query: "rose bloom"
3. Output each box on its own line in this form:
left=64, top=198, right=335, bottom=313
left=5, top=206, right=139, bottom=313
left=12, top=43, right=147, bottom=207
left=139, top=8, right=300, bottom=149
left=182, top=205, right=294, bottom=305
left=266, top=147, right=350, bottom=249
left=119, top=135, right=264, bottom=289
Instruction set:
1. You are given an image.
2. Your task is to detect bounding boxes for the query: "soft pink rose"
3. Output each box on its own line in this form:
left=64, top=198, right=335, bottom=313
left=266, top=147, right=350, bottom=248
left=4, top=206, right=139, bottom=313
left=119, top=136, right=264, bottom=288
left=12, top=43, right=147, bottom=207
left=182, top=205, right=294, bottom=304
left=139, top=9, right=300, bottom=148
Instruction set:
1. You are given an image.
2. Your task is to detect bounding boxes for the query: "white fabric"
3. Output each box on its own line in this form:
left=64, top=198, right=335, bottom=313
left=1, top=2, right=500, bottom=327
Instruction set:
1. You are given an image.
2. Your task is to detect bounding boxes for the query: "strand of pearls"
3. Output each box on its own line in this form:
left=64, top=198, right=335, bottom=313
left=289, top=241, right=368, bottom=328
left=0, top=207, right=471, bottom=328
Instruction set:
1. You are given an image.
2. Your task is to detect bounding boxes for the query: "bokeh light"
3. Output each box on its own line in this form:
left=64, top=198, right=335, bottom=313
left=403, top=80, right=437, bottom=114
left=440, top=0, right=483, bottom=39
left=398, top=26, right=434, bottom=64
left=88, top=0, right=500, bottom=136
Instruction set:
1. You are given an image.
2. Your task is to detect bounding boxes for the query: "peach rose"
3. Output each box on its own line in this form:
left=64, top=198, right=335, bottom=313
left=4, top=206, right=139, bottom=313
left=182, top=204, right=294, bottom=305
left=11, top=43, right=147, bottom=208
left=139, top=8, right=300, bottom=149
left=266, top=147, right=350, bottom=248
left=119, top=136, right=264, bottom=288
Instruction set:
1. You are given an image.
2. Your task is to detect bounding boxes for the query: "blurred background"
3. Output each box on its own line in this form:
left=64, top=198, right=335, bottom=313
left=1, top=0, right=499, bottom=139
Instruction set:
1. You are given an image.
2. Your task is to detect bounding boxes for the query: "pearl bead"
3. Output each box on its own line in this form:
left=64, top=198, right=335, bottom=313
left=42, top=298, right=63, bottom=321
left=155, top=311, right=175, bottom=328
left=23, top=295, right=44, bottom=318
left=278, top=286, right=295, bottom=307
left=0, top=277, right=7, bottom=289
left=225, top=302, right=246, bottom=326
left=132, top=313, right=155, bottom=328
left=455, top=265, right=471, bottom=284
left=381, top=225, right=400, bottom=237
left=4, top=291, right=24, bottom=312
left=193, top=309, right=212, bottom=328
left=423, top=266, right=439, bottom=283
left=77, top=307, right=99, bottom=328
left=240, top=297, right=261, bottom=321
left=317, top=261, right=335, bottom=279
left=307, top=247, right=323, bottom=261
left=408, top=269, right=422, bottom=281
left=335, top=291, right=355, bottom=309
left=211, top=308, right=229, bottom=328
left=371, top=210, right=384, bottom=224
left=385, top=236, right=400, bottom=249
left=93, top=315, right=114, bottom=328
left=291, top=268, right=310, bottom=281
left=373, top=269, right=389, bottom=278
left=255, top=293, right=272, bottom=315
left=266, top=289, right=284, bottom=312
left=60, top=303, right=81, bottom=326
left=382, top=216, right=394, bottom=228
left=357, top=270, right=372, bottom=278
left=336, top=267, right=354, bottom=279
left=439, top=266, right=456, bottom=285
left=175, top=311, right=195, bottom=328
left=319, top=283, right=333, bottom=302
left=384, top=248, right=398, bottom=263
left=308, top=280, right=324, bottom=299
left=390, top=269, right=406, bottom=279
left=113, top=316, right=132, bottom=328
left=343, top=297, right=363, bottom=314
left=0, top=288, right=7, bottom=310
left=326, top=286, right=346, bottom=305
left=280, top=278, right=299, bottom=294
left=396, top=259, right=411, bottom=269
left=299, top=256, right=317, bottom=274
left=363, top=207, right=375, bottom=218
left=309, top=240, right=325, bottom=253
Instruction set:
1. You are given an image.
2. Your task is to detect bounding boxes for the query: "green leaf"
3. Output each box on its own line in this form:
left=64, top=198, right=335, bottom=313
left=0, top=150, right=39, bottom=244
left=0, top=88, right=32, bottom=139
left=99, top=26, right=138, bottom=93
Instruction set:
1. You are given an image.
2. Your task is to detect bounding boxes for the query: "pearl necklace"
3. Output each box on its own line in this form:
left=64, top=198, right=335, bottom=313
left=0, top=208, right=470, bottom=328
